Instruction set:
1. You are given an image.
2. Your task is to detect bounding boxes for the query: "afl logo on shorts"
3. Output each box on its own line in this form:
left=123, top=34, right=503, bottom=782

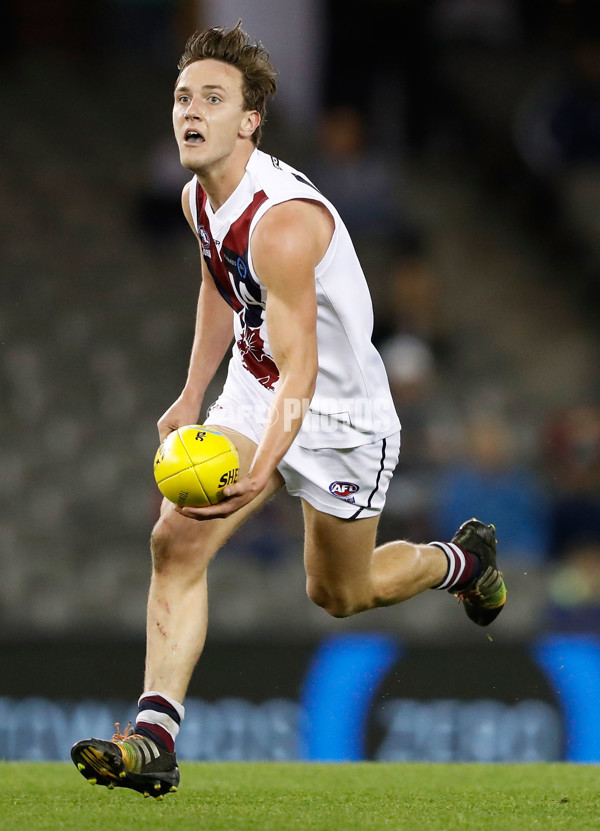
left=329, top=481, right=360, bottom=499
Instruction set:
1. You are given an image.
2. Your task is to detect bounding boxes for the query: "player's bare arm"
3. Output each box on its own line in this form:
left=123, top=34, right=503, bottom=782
left=246, top=199, right=333, bottom=483
left=157, top=182, right=234, bottom=441
left=178, top=198, right=334, bottom=520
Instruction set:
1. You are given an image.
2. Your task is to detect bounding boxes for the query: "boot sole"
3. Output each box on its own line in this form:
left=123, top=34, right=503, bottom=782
left=71, top=739, right=180, bottom=799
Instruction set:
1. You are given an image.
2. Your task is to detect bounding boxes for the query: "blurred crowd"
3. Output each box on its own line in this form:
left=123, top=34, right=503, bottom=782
left=1, top=0, right=600, bottom=637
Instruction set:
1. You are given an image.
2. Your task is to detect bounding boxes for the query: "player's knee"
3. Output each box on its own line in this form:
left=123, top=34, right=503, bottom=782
left=150, top=512, right=211, bottom=576
left=306, top=578, right=363, bottom=618
left=150, top=516, right=177, bottom=573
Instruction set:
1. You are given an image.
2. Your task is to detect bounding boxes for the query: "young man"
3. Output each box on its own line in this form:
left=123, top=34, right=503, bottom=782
left=72, top=23, right=506, bottom=798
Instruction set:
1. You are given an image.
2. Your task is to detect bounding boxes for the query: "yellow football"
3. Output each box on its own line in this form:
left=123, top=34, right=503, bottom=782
left=153, top=425, right=240, bottom=508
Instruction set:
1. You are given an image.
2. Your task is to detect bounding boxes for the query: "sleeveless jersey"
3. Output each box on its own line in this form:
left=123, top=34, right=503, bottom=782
left=188, top=148, right=400, bottom=449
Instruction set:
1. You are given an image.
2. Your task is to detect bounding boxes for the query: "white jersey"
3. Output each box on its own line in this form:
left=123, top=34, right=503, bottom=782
left=189, top=148, right=400, bottom=449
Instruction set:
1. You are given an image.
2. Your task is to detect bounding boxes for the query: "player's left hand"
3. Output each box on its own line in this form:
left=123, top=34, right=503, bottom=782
left=175, top=476, right=264, bottom=521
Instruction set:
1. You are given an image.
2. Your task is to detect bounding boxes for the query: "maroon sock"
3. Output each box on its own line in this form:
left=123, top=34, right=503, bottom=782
left=135, top=693, right=184, bottom=753
left=430, top=541, right=481, bottom=591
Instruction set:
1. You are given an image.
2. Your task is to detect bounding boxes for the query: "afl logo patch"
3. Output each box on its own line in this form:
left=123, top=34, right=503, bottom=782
left=199, top=226, right=211, bottom=249
left=329, top=481, right=360, bottom=498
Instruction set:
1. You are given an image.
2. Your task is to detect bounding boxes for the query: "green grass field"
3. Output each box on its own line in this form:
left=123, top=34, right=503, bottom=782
left=1, top=762, right=598, bottom=831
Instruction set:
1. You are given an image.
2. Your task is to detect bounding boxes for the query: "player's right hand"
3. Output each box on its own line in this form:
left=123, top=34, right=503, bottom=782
left=157, top=391, right=203, bottom=442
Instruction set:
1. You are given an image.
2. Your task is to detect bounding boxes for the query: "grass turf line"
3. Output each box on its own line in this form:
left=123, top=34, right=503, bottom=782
left=1, top=762, right=599, bottom=831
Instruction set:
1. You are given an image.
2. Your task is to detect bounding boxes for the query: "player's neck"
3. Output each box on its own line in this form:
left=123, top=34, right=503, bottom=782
left=195, top=144, right=255, bottom=212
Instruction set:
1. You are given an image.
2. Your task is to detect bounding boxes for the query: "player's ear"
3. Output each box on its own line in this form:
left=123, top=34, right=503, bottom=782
left=240, top=110, right=260, bottom=140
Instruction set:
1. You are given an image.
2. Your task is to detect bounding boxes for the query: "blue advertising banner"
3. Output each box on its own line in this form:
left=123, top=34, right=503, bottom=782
left=1, top=634, right=599, bottom=762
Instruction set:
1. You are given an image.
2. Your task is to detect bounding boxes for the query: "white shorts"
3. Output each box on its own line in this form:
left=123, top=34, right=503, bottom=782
left=204, top=382, right=400, bottom=521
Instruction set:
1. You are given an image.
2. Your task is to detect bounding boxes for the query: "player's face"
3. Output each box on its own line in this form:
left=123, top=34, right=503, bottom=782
left=173, top=59, right=255, bottom=174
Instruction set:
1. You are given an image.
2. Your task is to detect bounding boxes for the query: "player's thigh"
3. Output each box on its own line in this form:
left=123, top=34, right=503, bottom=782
left=152, top=426, right=284, bottom=565
left=302, top=498, right=380, bottom=588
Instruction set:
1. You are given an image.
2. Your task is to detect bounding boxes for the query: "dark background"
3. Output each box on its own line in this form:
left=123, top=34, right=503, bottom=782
left=1, top=3, right=600, bottom=742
